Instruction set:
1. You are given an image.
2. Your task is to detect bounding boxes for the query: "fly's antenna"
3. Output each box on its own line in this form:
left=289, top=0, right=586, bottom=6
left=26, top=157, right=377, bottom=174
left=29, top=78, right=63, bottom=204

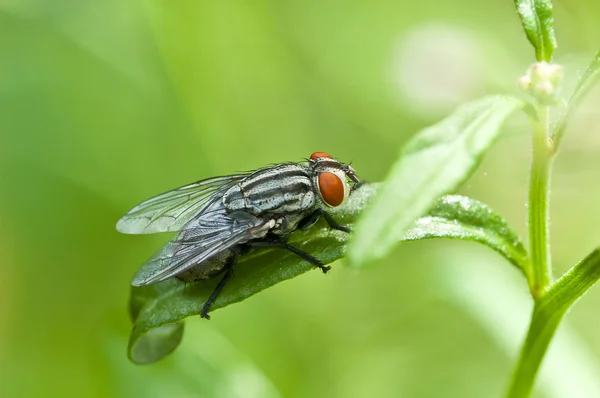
left=342, top=162, right=360, bottom=184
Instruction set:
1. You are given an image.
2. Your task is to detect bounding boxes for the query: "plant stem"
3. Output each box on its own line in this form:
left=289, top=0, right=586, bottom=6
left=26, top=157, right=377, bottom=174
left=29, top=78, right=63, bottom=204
left=506, top=248, right=600, bottom=397
left=507, top=105, right=559, bottom=398
left=506, top=105, right=555, bottom=398
left=506, top=301, right=565, bottom=398
left=528, top=106, right=554, bottom=298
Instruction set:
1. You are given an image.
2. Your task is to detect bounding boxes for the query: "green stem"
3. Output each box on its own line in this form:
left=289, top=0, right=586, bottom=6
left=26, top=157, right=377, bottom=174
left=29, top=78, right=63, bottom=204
left=528, top=106, right=553, bottom=298
left=506, top=105, right=556, bottom=398
left=507, top=249, right=600, bottom=397
left=508, top=100, right=600, bottom=396
left=506, top=301, right=565, bottom=398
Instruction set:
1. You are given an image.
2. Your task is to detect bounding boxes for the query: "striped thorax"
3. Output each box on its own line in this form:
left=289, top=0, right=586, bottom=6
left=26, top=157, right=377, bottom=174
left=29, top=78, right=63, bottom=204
left=222, top=152, right=357, bottom=217
left=222, top=163, right=316, bottom=215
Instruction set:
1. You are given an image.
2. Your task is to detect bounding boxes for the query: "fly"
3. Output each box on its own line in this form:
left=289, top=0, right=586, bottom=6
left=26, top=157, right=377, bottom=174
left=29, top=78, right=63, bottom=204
left=117, top=152, right=360, bottom=319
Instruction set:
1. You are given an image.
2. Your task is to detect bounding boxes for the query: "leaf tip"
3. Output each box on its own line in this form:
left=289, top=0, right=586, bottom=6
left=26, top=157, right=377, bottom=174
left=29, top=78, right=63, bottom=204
left=128, top=322, right=185, bottom=365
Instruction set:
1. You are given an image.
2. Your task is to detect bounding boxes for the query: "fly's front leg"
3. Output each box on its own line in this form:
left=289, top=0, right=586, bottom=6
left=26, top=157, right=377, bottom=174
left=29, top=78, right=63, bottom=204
left=249, top=240, right=331, bottom=274
left=298, top=209, right=351, bottom=233
left=351, top=181, right=364, bottom=192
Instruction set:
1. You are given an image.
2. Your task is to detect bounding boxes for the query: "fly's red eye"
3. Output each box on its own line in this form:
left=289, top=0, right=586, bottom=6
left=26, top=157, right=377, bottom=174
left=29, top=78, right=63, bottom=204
left=318, top=172, right=345, bottom=207
left=310, top=152, right=333, bottom=161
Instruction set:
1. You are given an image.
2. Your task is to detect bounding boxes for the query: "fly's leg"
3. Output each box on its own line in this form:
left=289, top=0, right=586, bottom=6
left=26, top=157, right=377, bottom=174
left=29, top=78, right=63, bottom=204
left=322, top=211, right=350, bottom=233
left=282, top=243, right=331, bottom=273
left=296, top=210, right=321, bottom=231
left=351, top=181, right=364, bottom=192
left=249, top=240, right=331, bottom=274
left=298, top=209, right=351, bottom=233
left=201, top=259, right=235, bottom=320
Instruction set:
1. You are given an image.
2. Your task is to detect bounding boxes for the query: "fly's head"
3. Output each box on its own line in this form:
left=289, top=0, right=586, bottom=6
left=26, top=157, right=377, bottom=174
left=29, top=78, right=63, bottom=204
left=308, top=152, right=361, bottom=208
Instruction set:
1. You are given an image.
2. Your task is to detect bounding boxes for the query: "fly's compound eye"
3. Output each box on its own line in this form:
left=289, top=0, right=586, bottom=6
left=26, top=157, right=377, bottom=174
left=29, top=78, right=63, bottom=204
left=317, top=171, right=348, bottom=207
left=310, top=152, right=333, bottom=161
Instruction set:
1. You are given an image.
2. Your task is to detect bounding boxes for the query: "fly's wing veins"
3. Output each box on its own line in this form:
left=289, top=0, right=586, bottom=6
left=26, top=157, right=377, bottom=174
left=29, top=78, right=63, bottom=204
left=116, top=174, right=247, bottom=234
left=131, top=203, right=274, bottom=286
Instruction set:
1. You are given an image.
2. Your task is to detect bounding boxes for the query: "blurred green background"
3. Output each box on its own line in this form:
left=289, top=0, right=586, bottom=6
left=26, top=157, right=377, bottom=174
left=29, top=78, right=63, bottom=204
left=2, top=1, right=600, bottom=397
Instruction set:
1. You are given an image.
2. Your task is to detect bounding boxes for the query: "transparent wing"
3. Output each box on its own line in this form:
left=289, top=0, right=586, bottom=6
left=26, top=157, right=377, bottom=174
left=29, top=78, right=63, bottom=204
left=131, top=201, right=272, bottom=286
left=116, top=174, right=247, bottom=234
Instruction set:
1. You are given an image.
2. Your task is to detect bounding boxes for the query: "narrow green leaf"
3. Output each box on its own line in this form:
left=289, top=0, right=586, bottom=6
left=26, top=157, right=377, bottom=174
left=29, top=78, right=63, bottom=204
left=405, top=195, right=529, bottom=274
left=347, top=95, right=524, bottom=267
left=552, top=49, right=600, bottom=149
left=128, top=184, right=527, bottom=364
left=514, top=0, right=557, bottom=62
left=541, top=248, right=600, bottom=315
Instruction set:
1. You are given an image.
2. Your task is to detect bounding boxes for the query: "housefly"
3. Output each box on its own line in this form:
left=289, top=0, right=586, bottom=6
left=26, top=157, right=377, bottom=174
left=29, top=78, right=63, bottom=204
left=117, top=152, right=360, bottom=319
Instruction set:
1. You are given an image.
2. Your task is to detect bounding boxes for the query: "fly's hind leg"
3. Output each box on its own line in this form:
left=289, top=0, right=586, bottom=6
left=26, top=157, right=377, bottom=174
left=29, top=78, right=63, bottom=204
left=201, top=257, right=236, bottom=320
left=249, top=240, right=331, bottom=274
left=297, top=209, right=351, bottom=233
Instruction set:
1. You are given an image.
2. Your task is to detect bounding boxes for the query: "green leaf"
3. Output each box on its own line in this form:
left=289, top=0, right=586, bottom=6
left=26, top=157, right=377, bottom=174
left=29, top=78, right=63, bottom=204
left=513, top=0, right=557, bottom=62
left=404, top=195, right=529, bottom=274
left=347, top=95, right=524, bottom=267
left=128, top=184, right=527, bottom=364
left=552, top=49, right=600, bottom=149
left=128, top=282, right=186, bottom=365
left=542, top=247, right=600, bottom=315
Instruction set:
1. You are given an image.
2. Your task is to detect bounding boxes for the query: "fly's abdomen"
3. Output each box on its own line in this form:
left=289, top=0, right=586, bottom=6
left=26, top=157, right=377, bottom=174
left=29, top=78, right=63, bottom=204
left=223, top=164, right=316, bottom=215
left=175, top=249, right=235, bottom=282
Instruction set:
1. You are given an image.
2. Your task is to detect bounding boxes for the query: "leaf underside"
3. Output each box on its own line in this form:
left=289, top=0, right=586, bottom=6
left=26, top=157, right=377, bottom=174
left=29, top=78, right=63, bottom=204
left=128, top=184, right=528, bottom=364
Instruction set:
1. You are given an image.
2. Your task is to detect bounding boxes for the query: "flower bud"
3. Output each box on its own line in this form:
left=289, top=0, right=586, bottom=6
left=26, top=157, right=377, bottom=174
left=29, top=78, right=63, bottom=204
left=518, top=62, right=564, bottom=105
